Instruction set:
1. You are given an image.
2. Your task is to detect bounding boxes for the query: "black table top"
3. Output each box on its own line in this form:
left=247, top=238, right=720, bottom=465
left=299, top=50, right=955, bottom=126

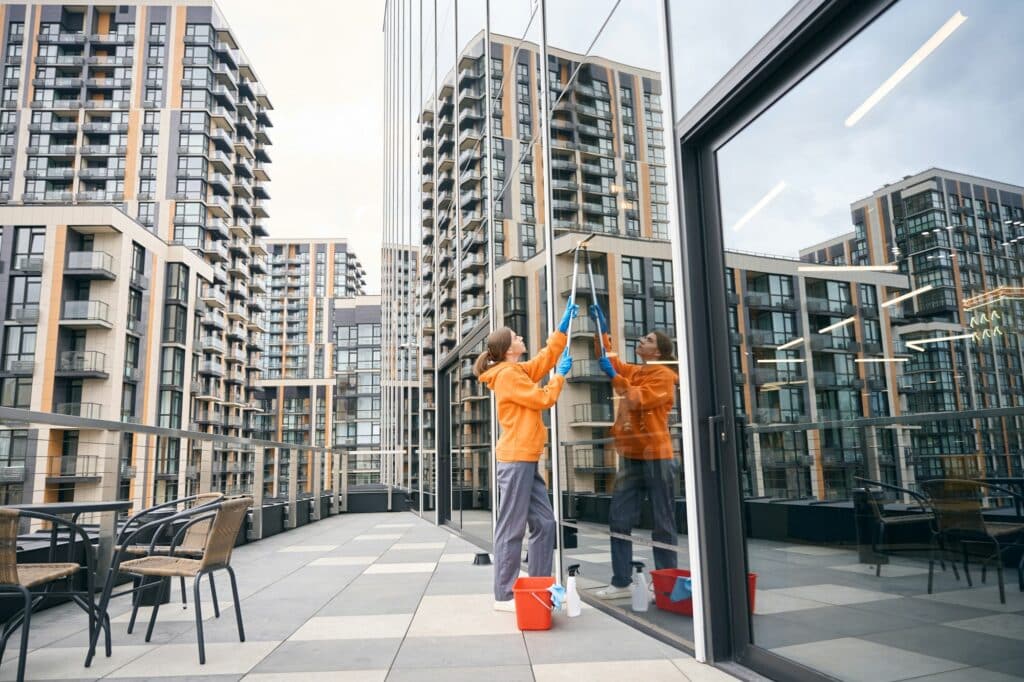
left=4, top=500, right=132, bottom=514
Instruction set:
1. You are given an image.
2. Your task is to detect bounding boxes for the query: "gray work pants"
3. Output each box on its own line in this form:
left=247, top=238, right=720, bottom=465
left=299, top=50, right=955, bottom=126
left=609, top=458, right=679, bottom=587
left=493, top=461, right=556, bottom=601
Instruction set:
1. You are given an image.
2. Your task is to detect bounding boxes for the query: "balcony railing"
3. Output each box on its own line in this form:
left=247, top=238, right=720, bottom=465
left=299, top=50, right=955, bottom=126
left=57, top=350, right=107, bottom=375
left=55, top=402, right=102, bottom=419
left=571, top=403, right=614, bottom=424
left=66, top=250, right=116, bottom=278
left=61, top=300, right=111, bottom=325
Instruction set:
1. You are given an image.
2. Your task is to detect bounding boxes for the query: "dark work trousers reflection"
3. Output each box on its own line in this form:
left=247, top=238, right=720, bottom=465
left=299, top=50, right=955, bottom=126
left=609, top=458, right=679, bottom=588
left=493, top=462, right=556, bottom=599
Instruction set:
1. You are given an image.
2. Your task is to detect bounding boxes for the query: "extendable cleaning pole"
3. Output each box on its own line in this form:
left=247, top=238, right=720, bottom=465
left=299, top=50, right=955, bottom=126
left=582, top=244, right=606, bottom=359
left=565, top=233, right=595, bottom=340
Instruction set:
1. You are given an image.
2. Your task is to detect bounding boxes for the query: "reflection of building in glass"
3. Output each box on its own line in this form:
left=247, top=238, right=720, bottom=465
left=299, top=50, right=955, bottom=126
left=413, top=32, right=675, bottom=498
left=334, top=295, right=383, bottom=486
left=253, top=238, right=366, bottom=499
left=381, top=244, right=420, bottom=491
left=724, top=251, right=909, bottom=500
left=802, top=168, right=1024, bottom=487
left=0, top=206, right=210, bottom=508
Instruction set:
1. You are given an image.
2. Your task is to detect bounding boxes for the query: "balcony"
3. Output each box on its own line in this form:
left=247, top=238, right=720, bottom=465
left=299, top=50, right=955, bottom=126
left=568, top=359, right=608, bottom=382
left=60, top=300, right=112, bottom=328
left=65, top=250, right=116, bottom=279
left=201, top=286, right=228, bottom=309
left=54, top=402, right=102, bottom=419
left=571, top=402, right=614, bottom=426
left=199, top=360, right=225, bottom=377
left=12, top=255, right=44, bottom=273
left=55, top=350, right=108, bottom=379
left=560, top=273, right=608, bottom=296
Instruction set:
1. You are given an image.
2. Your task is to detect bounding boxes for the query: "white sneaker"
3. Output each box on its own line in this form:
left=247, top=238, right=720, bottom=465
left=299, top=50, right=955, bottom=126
left=594, top=584, right=632, bottom=600
left=493, top=599, right=516, bottom=612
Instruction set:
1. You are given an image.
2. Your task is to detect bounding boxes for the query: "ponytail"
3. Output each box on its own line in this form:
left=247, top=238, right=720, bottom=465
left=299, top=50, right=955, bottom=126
left=473, top=326, right=514, bottom=377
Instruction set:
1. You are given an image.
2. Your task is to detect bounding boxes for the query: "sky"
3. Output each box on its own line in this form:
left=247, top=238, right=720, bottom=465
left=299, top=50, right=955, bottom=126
left=216, top=0, right=386, bottom=293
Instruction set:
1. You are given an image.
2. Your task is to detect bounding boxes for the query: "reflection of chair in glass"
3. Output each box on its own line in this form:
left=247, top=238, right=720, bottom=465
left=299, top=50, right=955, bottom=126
left=0, top=509, right=110, bottom=682
left=920, top=479, right=1024, bottom=603
left=854, top=477, right=946, bottom=579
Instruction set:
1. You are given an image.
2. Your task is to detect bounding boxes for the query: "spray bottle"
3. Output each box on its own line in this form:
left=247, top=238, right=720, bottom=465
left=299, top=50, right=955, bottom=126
left=566, top=564, right=582, bottom=618
left=631, top=561, right=649, bottom=613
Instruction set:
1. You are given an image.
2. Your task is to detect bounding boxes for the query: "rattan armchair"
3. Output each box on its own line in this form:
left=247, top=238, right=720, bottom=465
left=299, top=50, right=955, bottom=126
left=117, top=492, right=223, bottom=633
left=86, top=497, right=251, bottom=666
left=0, top=508, right=110, bottom=682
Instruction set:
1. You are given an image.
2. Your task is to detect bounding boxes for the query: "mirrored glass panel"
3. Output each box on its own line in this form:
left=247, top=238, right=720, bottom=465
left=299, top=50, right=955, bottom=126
left=715, top=1, right=1024, bottom=678
left=541, top=0, right=693, bottom=647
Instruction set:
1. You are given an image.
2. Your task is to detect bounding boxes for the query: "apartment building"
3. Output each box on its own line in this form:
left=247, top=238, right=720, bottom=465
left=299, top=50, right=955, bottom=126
left=0, top=1, right=274, bottom=501
left=253, top=238, right=366, bottom=499
left=802, top=168, right=1024, bottom=483
left=334, top=294, right=382, bottom=486
left=380, top=243, right=419, bottom=492
left=0, top=204, right=210, bottom=509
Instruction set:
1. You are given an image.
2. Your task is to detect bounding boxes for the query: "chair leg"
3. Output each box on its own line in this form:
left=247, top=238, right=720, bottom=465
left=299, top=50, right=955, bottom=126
left=982, top=562, right=988, bottom=584
left=127, top=576, right=144, bottom=634
left=209, top=573, right=220, bottom=618
left=193, top=573, right=206, bottom=665
left=17, top=586, right=31, bottom=682
left=86, top=558, right=119, bottom=668
left=144, top=580, right=163, bottom=643
left=997, top=559, right=1006, bottom=604
left=181, top=576, right=188, bottom=609
left=962, top=546, right=972, bottom=587
left=226, top=566, right=245, bottom=642
left=102, top=611, right=111, bottom=657
left=928, top=551, right=935, bottom=594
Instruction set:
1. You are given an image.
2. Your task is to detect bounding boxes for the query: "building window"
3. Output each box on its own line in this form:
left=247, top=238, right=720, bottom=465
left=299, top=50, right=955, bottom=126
left=503, top=276, right=527, bottom=333
left=1, top=377, right=31, bottom=408
left=2, top=326, right=35, bottom=371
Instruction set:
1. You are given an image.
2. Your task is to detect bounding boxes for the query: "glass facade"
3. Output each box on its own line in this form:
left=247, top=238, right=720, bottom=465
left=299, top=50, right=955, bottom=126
left=387, top=0, right=1024, bottom=680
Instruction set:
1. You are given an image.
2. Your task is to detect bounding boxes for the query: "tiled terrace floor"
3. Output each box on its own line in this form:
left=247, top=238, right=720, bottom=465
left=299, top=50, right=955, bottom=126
left=2, top=511, right=736, bottom=681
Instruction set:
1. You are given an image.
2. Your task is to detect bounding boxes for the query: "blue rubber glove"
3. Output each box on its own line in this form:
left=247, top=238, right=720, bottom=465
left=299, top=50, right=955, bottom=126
left=599, top=356, right=616, bottom=378
left=589, top=304, right=609, bottom=334
left=548, top=583, right=566, bottom=610
left=555, top=350, right=573, bottom=376
left=558, top=302, right=579, bottom=334
left=670, top=577, right=692, bottom=603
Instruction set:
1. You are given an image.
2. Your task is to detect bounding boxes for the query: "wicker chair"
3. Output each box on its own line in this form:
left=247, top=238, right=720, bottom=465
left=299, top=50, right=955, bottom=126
left=921, top=478, right=1024, bottom=603
left=117, top=493, right=223, bottom=633
left=87, top=497, right=251, bottom=666
left=0, top=508, right=110, bottom=682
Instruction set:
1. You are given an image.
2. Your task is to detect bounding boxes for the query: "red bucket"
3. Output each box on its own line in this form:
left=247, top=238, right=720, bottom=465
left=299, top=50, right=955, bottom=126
left=651, top=569, right=757, bottom=615
left=512, top=576, right=555, bottom=630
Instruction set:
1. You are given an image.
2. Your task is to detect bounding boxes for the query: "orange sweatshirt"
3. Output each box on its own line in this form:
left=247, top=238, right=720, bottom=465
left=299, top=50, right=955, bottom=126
left=478, top=331, right=567, bottom=462
left=601, top=333, right=678, bottom=460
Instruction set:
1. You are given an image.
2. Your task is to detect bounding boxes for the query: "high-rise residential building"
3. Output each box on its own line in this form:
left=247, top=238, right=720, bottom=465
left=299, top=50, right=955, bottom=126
left=333, top=294, right=382, bottom=486
left=801, top=168, right=1024, bottom=483
left=380, top=243, right=419, bottom=493
left=0, top=1, right=274, bottom=502
left=0, top=205, right=210, bottom=508
left=253, top=238, right=365, bottom=499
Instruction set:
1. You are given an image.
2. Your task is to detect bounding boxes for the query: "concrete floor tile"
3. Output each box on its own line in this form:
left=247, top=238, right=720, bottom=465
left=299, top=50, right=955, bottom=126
left=363, top=562, right=437, bottom=575
left=390, top=543, right=445, bottom=550
left=244, top=672, right=386, bottom=681
left=353, top=534, right=403, bottom=541
left=277, top=545, right=338, bottom=553
left=106, top=641, right=280, bottom=678
left=0, top=645, right=150, bottom=681
left=406, top=594, right=520, bottom=637
left=308, top=556, right=380, bottom=566
left=532, top=659, right=688, bottom=681
left=289, top=614, right=414, bottom=641
left=392, top=635, right=529, bottom=668
left=386, top=665, right=533, bottom=682
left=249, top=639, right=403, bottom=674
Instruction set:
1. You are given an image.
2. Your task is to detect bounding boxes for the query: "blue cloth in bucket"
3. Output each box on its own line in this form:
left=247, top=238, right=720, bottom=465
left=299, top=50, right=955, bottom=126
left=669, top=576, right=692, bottom=603
left=548, top=583, right=566, bottom=610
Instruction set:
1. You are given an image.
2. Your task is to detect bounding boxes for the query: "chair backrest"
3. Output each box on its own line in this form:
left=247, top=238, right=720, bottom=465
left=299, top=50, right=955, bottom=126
left=0, top=508, right=18, bottom=585
left=179, top=516, right=214, bottom=553
left=920, top=479, right=986, bottom=534
left=199, top=497, right=251, bottom=571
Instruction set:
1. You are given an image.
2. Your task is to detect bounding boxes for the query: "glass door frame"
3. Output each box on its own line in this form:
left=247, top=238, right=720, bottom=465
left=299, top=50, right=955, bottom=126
left=670, top=0, right=895, bottom=677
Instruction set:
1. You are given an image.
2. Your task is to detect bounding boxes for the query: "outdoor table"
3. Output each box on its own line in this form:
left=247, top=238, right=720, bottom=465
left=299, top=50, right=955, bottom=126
left=5, top=500, right=133, bottom=582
